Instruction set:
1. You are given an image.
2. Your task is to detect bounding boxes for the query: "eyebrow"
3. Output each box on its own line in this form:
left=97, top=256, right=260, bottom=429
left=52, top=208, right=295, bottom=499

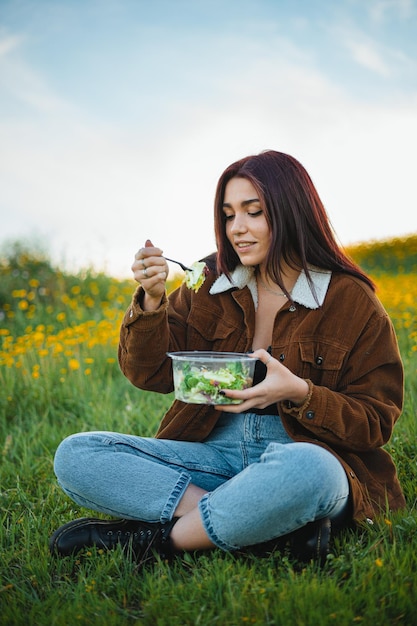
left=222, top=198, right=260, bottom=209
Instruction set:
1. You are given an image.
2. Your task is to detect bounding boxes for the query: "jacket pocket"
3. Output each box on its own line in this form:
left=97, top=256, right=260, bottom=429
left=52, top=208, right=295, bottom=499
left=186, top=306, right=242, bottom=351
left=298, top=340, right=347, bottom=388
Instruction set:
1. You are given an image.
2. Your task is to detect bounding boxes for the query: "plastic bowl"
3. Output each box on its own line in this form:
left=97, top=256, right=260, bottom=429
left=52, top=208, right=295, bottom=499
left=167, top=351, right=256, bottom=405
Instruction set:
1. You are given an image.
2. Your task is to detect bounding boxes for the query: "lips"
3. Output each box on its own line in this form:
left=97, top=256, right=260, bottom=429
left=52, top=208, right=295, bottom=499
left=235, top=241, right=255, bottom=249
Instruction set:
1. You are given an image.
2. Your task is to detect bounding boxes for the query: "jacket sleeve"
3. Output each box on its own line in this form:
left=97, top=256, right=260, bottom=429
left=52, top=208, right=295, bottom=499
left=280, top=297, right=404, bottom=453
left=118, top=283, right=192, bottom=393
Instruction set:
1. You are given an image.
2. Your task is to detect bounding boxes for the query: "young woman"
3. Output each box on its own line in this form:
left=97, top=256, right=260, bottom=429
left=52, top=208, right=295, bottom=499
left=49, top=151, right=405, bottom=565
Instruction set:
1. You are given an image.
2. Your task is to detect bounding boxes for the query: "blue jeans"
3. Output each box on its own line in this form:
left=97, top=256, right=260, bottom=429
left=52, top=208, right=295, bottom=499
left=54, top=412, right=350, bottom=551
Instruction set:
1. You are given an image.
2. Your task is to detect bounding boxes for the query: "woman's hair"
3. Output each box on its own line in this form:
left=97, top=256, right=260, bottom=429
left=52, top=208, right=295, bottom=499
left=214, top=150, right=374, bottom=292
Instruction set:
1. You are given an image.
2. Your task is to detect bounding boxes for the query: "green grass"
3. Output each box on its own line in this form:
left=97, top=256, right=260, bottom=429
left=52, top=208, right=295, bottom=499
left=1, top=241, right=417, bottom=625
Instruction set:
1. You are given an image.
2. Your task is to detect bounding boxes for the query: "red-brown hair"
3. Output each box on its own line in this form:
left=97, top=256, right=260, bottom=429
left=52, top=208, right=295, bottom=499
left=214, top=150, right=374, bottom=294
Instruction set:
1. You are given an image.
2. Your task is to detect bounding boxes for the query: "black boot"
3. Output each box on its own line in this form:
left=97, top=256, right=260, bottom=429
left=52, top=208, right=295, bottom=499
left=245, top=517, right=331, bottom=565
left=49, top=517, right=178, bottom=564
left=287, top=517, right=331, bottom=565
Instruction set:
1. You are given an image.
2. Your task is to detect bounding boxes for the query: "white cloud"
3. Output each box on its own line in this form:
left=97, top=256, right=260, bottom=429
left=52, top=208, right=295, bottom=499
left=0, top=32, right=70, bottom=113
left=0, top=33, right=23, bottom=57
left=0, top=5, right=416, bottom=277
left=3, top=67, right=416, bottom=278
left=369, top=0, right=415, bottom=23
left=346, top=38, right=390, bottom=75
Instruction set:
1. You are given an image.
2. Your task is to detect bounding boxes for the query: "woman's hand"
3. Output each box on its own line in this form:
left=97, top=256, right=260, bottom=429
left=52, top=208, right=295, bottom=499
left=132, top=239, right=169, bottom=311
left=216, top=349, right=310, bottom=413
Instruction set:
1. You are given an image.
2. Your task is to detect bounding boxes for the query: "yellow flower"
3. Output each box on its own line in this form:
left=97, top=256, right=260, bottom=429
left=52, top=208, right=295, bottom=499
left=375, top=558, right=383, bottom=567
left=68, top=358, right=80, bottom=371
left=83, top=296, right=95, bottom=308
left=12, top=289, right=27, bottom=298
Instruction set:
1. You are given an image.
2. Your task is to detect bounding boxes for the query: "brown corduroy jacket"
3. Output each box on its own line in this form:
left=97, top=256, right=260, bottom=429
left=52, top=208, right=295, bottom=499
left=118, top=261, right=406, bottom=524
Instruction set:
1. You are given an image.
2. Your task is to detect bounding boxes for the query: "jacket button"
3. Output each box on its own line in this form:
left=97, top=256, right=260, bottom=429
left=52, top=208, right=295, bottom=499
left=306, top=410, right=315, bottom=419
left=279, top=353, right=285, bottom=362
left=315, top=356, right=323, bottom=366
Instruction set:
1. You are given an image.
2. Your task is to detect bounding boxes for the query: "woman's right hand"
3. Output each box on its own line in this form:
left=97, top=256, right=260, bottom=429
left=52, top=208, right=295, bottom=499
left=132, top=239, right=169, bottom=310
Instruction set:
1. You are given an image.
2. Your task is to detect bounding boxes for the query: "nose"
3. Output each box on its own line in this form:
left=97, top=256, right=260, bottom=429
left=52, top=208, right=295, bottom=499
left=230, top=213, right=248, bottom=234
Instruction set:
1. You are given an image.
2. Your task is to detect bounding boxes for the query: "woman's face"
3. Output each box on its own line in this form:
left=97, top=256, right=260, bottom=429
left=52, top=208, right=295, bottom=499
left=223, top=177, right=271, bottom=268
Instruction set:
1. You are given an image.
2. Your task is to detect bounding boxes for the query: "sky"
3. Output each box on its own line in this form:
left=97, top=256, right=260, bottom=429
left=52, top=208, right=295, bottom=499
left=0, top=0, right=416, bottom=278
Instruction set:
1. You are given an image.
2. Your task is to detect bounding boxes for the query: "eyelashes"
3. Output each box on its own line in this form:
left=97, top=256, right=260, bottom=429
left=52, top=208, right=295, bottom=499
left=223, top=210, right=263, bottom=221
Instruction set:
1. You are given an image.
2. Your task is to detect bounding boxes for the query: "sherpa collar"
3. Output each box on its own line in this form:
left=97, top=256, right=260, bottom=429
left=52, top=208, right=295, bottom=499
left=209, top=265, right=331, bottom=310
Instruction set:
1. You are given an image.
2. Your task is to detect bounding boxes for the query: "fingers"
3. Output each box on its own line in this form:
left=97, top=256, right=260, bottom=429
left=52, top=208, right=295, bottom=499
left=216, top=350, right=279, bottom=413
left=251, top=348, right=274, bottom=366
left=133, top=265, right=168, bottom=284
left=216, top=392, right=260, bottom=413
left=134, top=242, right=163, bottom=264
left=132, top=241, right=169, bottom=286
left=137, top=265, right=167, bottom=282
left=215, top=375, right=263, bottom=413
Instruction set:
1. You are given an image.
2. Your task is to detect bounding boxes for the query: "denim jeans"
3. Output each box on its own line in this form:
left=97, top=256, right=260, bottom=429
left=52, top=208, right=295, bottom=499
left=54, top=412, right=350, bottom=551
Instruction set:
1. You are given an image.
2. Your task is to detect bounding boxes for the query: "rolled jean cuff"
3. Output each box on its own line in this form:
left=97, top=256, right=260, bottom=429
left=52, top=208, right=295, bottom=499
left=160, top=471, right=191, bottom=523
left=198, top=493, right=237, bottom=551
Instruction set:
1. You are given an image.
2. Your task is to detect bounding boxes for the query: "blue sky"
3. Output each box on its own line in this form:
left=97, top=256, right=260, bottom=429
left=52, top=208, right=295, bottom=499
left=0, top=0, right=416, bottom=277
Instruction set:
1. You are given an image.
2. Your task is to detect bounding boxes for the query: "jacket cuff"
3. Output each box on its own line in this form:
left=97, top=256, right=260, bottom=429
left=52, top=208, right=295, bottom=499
left=123, top=286, right=168, bottom=325
left=281, top=379, right=314, bottom=420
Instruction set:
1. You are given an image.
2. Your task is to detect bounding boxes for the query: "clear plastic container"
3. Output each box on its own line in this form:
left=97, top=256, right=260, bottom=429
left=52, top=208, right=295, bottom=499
left=167, top=351, right=256, bottom=405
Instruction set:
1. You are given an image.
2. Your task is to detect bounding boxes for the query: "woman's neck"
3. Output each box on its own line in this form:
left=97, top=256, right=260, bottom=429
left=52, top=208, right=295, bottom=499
left=257, top=264, right=300, bottom=296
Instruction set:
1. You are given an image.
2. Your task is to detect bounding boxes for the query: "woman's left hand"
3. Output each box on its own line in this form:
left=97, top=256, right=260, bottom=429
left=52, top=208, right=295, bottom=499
left=216, top=349, right=309, bottom=413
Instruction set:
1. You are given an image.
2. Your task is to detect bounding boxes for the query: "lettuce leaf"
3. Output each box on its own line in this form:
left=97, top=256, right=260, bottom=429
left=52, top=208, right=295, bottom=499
left=184, top=261, right=207, bottom=293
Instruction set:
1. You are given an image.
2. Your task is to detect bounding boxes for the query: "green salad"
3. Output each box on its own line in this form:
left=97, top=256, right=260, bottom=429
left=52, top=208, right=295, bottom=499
left=174, top=361, right=252, bottom=405
left=183, top=261, right=207, bottom=293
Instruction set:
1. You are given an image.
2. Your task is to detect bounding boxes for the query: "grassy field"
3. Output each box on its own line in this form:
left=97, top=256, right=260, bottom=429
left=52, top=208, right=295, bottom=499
left=1, top=237, right=417, bottom=625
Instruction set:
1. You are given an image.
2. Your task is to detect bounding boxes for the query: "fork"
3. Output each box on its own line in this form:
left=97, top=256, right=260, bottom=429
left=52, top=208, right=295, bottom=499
left=164, top=257, right=192, bottom=272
